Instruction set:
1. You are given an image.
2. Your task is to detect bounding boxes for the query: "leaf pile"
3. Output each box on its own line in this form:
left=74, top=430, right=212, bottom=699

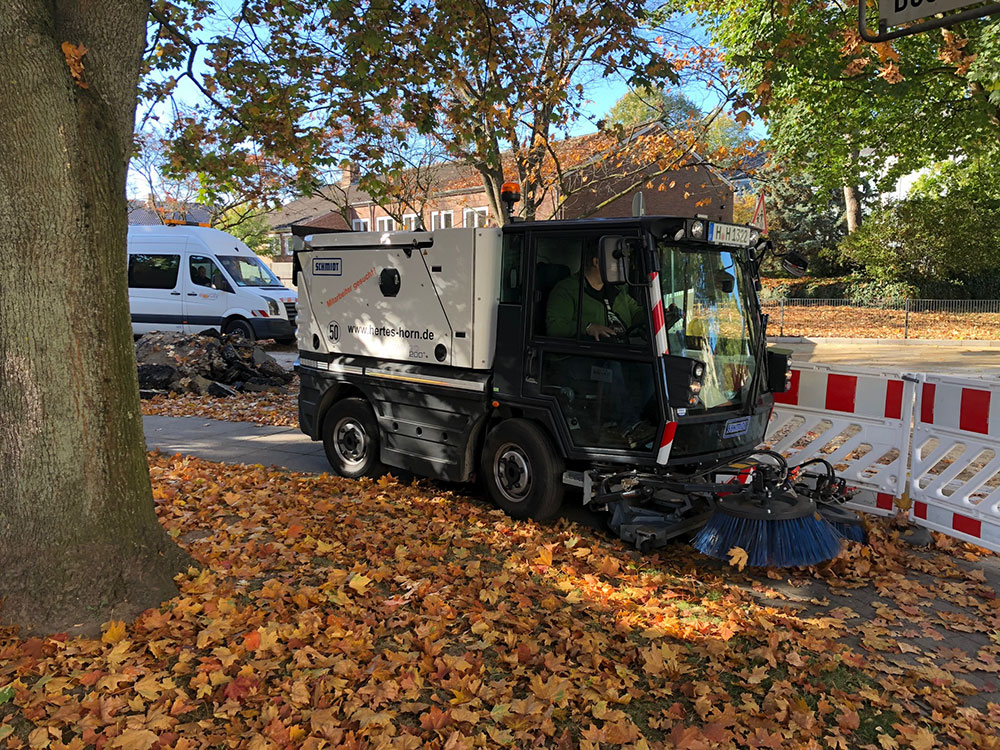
left=141, top=389, right=298, bottom=428
left=763, top=306, right=1000, bottom=340
left=0, top=455, right=998, bottom=749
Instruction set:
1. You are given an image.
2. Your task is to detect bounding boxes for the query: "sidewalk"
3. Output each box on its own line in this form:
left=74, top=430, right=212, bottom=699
left=774, top=338, right=1000, bottom=376
left=143, top=415, right=329, bottom=473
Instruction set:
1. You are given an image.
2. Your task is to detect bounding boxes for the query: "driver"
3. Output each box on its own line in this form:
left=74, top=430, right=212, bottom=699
left=544, top=245, right=655, bottom=447
left=545, top=246, right=643, bottom=341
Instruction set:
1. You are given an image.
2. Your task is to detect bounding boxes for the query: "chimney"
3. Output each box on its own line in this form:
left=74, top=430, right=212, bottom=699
left=339, top=163, right=357, bottom=187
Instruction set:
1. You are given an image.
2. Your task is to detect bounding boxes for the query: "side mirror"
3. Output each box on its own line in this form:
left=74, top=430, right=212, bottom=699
left=780, top=251, right=808, bottom=278
left=714, top=269, right=735, bottom=294
left=599, top=235, right=628, bottom=285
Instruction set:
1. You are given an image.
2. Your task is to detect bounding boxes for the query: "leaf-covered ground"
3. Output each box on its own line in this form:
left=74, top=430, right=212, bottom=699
left=1, top=454, right=998, bottom=749
left=141, top=390, right=298, bottom=428
left=762, top=306, right=1000, bottom=340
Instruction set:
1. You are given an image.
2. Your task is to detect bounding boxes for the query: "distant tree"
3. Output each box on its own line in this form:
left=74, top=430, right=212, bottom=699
left=608, top=88, right=753, bottom=165
left=215, top=207, right=278, bottom=256
left=839, top=155, right=1000, bottom=297
left=608, top=87, right=701, bottom=128
left=762, top=166, right=848, bottom=277
left=686, top=0, right=1000, bottom=234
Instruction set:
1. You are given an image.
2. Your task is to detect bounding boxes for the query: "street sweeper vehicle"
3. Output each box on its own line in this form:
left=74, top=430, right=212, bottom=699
left=292, top=195, right=861, bottom=567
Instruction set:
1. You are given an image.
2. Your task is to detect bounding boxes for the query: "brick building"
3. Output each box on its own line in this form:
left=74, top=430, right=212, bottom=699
left=264, top=127, right=735, bottom=284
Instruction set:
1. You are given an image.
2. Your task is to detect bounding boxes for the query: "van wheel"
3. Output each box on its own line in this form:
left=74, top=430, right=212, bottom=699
left=322, top=398, right=385, bottom=479
left=223, top=318, right=255, bottom=342
left=481, top=419, right=564, bottom=522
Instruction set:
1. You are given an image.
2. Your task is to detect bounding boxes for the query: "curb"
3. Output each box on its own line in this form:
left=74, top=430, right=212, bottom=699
left=771, top=337, right=1000, bottom=347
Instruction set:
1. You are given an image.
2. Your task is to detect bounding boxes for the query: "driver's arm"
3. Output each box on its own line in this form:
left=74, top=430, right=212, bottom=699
left=545, top=278, right=578, bottom=338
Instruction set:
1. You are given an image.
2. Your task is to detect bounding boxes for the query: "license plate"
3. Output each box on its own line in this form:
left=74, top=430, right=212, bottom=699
left=723, top=416, right=751, bottom=438
left=708, top=222, right=752, bottom=247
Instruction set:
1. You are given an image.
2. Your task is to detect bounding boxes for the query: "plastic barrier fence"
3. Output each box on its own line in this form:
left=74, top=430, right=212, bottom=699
left=766, top=363, right=917, bottom=518
left=909, top=375, right=1000, bottom=551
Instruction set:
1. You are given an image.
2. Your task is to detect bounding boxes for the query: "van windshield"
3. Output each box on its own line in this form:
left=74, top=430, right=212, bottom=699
left=216, top=255, right=282, bottom=288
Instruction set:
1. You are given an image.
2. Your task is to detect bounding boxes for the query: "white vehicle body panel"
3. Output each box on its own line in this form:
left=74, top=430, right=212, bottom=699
left=298, top=228, right=502, bottom=369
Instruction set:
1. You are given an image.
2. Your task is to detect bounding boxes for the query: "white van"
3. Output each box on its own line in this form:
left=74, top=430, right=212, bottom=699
left=127, top=224, right=298, bottom=343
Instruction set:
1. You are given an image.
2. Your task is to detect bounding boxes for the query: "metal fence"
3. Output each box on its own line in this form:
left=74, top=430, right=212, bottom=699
left=760, top=298, right=1000, bottom=339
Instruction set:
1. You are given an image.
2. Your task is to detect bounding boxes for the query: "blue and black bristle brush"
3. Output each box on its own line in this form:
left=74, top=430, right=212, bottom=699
left=817, top=503, right=868, bottom=543
left=693, top=488, right=844, bottom=568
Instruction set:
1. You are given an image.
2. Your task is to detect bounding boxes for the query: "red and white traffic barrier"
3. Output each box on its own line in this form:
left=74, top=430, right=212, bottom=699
left=766, top=363, right=917, bottom=517
left=909, top=375, right=1000, bottom=551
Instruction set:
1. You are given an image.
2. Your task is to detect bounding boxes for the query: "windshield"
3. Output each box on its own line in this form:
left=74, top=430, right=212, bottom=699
left=658, top=242, right=759, bottom=411
left=217, top=255, right=282, bottom=287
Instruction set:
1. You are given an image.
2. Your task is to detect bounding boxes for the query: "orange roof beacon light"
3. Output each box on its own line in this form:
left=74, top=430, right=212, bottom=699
left=500, top=181, right=521, bottom=220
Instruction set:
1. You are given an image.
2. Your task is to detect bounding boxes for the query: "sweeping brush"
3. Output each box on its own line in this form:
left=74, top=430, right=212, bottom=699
left=817, top=504, right=868, bottom=543
left=693, top=489, right=844, bottom=568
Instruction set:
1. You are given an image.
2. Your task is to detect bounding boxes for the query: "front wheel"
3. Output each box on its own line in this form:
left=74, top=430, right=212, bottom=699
left=223, top=317, right=255, bottom=342
left=481, top=419, right=564, bottom=521
left=322, top=398, right=385, bottom=479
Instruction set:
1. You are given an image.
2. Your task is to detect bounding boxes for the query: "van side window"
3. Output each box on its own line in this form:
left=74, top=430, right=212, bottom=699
left=189, top=255, right=227, bottom=291
left=128, top=254, right=179, bottom=289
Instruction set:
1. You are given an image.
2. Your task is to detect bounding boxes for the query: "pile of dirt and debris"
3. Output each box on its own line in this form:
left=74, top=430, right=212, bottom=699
left=135, top=330, right=294, bottom=398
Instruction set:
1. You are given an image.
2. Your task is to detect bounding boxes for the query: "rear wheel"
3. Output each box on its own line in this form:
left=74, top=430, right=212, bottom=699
left=223, top=317, right=255, bottom=342
left=481, top=419, right=564, bottom=521
left=322, top=398, right=385, bottom=479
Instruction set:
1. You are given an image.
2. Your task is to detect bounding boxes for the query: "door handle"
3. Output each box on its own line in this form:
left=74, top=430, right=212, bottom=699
left=170, top=292, right=181, bottom=296
left=525, top=347, right=539, bottom=382
left=187, top=293, right=198, bottom=296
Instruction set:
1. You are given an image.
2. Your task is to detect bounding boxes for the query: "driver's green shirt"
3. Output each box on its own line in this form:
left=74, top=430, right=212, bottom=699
left=546, top=273, right=643, bottom=338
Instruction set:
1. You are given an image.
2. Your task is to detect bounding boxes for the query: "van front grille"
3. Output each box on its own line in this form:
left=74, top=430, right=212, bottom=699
left=284, top=301, right=297, bottom=326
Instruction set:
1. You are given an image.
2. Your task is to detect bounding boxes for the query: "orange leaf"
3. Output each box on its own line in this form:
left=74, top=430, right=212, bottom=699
left=727, top=547, right=749, bottom=571
left=419, top=706, right=452, bottom=731
left=61, top=42, right=88, bottom=89
left=102, top=620, right=127, bottom=645
left=243, top=630, right=261, bottom=651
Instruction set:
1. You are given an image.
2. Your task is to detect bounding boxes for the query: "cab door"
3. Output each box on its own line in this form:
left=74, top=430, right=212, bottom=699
left=182, top=254, right=233, bottom=333
left=525, top=229, right=661, bottom=455
left=128, top=242, right=185, bottom=334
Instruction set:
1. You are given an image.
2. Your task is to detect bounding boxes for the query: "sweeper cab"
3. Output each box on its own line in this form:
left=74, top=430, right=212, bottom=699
left=292, top=198, right=858, bottom=566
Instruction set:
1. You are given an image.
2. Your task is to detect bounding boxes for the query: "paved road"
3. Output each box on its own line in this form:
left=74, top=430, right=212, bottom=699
left=144, top=415, right=330, bottom=473
left=774, top=339, right=1000, bottom=377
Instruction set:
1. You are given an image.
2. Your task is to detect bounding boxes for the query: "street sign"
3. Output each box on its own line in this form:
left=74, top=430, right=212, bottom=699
left=881, top=0, right=972, bottom=25
left=861, top=0, right=1000, bottom=42
left=750, top=192, right=768, bottom=234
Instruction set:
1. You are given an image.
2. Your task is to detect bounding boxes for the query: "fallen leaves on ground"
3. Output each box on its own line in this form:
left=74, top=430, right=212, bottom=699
left=762, top=305, right=1000, bottom=340
left=1, top=454, right=998, bottom=748
left=141, top=387, right=298, bottom=427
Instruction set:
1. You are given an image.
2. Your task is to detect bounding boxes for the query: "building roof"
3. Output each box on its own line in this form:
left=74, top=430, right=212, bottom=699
left=127, top=199, right=212, bottom=226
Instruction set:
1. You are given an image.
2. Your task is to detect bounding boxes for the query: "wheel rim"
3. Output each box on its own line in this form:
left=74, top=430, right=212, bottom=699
left=228, top=321, right=251, bottom=339
left=494, top=443, right=532, bottom=503
left=334, top=417, right=367, bottom=467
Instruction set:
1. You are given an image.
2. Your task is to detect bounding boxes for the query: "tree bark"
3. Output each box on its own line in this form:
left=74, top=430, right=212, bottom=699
left=0, top=0, right=189, bottom=635
left=843, top=183, right=862, bottom=234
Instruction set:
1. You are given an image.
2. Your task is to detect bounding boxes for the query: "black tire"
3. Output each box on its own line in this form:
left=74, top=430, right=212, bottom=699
left=322, top=398, right=385, bottom=479
left=223, top=318, right=255, bottom=342
left=481, top=419, right=564, bottom=522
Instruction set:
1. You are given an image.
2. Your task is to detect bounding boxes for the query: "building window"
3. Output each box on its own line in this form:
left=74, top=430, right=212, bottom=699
left=402, top=213, right=419, bottom=231
left=431, top=210, right=454, bottom=230
left=352, top=218, right=370, bottom=231
left=375, top=216, right=395, bottom=232
left=463, top=207, right=489, bottom=228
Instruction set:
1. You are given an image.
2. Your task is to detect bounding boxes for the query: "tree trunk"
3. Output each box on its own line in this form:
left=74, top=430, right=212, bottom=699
left=0, top=0, right=189, bottom=635
left=843, top=183, right=862, bottom=234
